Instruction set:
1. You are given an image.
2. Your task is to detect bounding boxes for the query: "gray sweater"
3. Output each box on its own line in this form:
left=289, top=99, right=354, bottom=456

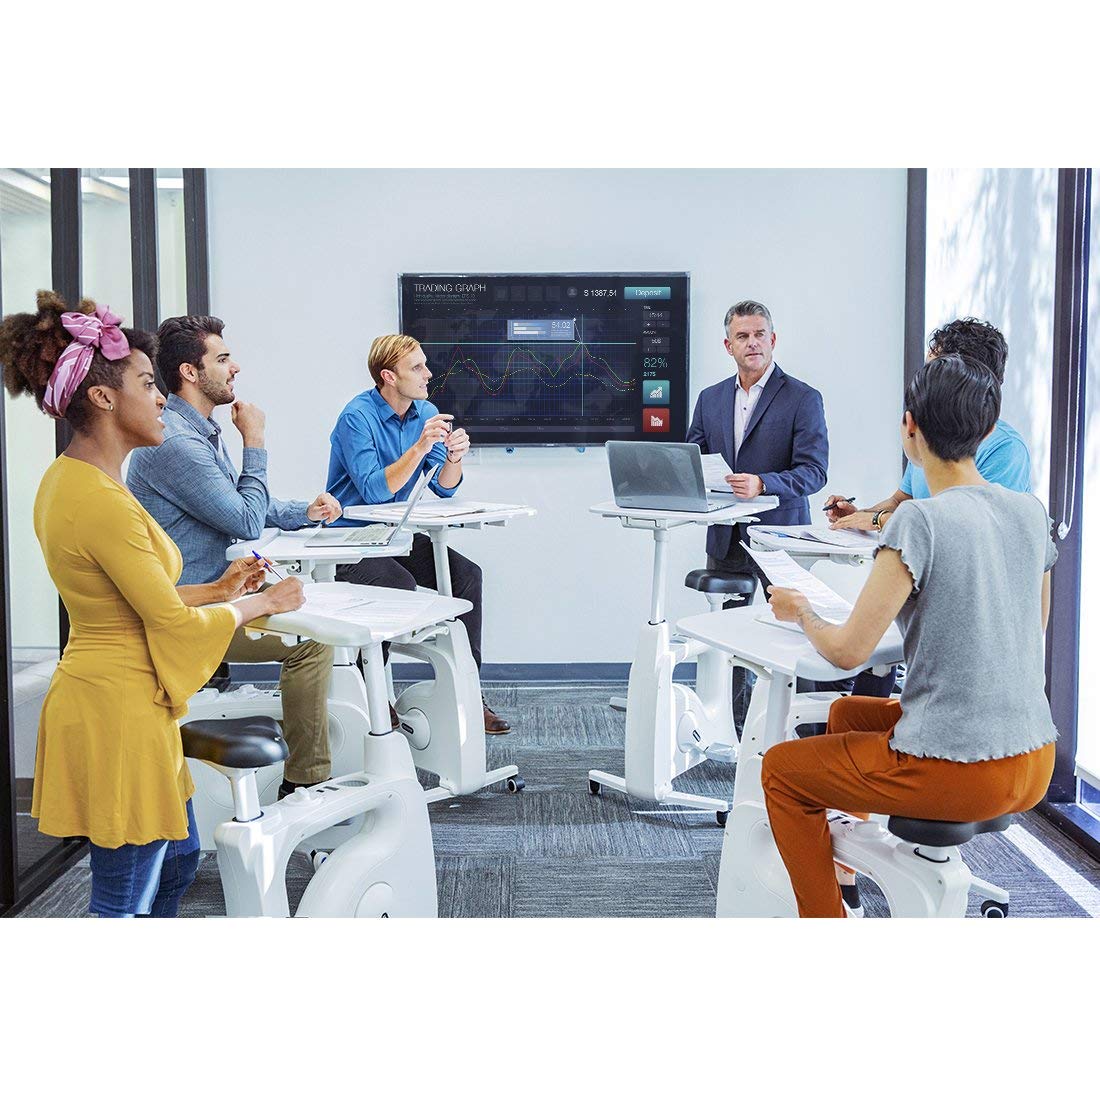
left=877, top=484, right=1058, bottom=762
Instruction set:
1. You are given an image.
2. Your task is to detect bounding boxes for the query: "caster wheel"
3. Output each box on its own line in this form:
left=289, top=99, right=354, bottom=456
left=507, top=776, right=525, bottom=793
left=716, top=810, right=729, bottom=827
left=310, top=849, right=329, bottom=872
left=980, top=899, right=1008, bottom=918
left=589, top=779, right=601, bottom=796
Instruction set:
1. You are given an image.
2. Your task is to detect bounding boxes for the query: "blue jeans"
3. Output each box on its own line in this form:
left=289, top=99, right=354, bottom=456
left=88, top=800, right=201, bottom=917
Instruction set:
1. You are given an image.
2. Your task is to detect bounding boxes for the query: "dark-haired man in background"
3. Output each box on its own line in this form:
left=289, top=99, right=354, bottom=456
left=128, top=316, right=342, bottom=798
left=826, top=317, right=1031, bottom=532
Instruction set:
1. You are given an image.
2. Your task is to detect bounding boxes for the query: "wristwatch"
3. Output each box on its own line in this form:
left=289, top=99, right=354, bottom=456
left=872, top=508, right=891, bottom=530
left=760, top=477, right=768, bottom=494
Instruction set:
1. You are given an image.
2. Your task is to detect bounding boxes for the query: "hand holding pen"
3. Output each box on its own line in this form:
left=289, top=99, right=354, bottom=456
left=822, top=495, right=856, bottom=520
left=251, top=549, right=288, bottom=581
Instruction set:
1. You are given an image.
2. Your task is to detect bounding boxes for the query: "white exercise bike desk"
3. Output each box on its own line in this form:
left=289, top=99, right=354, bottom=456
left=676, top=606, right=906, bottom=916
left=184, top=531, right=418, bottom=847
left=230, top=527, right=522, bottom=801
left=186, top=584, right=472, bottom=917
left=186, top=525, right=518, bottom=850
left=586, top=497, right=777, bottom=821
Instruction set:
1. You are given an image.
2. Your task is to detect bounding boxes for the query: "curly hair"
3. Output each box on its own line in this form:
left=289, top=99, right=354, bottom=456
left=927, top=318, right=1008, bottom=386
left=0, top=290, right=157, bottom=432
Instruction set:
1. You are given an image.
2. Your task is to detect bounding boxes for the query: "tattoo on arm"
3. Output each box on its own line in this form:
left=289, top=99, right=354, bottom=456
left=796, top=605, right=831, bottom=635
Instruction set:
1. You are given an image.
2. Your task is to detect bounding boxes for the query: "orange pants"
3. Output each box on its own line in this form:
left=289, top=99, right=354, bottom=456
left=760, top=696, right=1056, bottom=918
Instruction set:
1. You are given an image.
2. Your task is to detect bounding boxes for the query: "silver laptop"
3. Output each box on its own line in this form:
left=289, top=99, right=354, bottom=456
left=306, top=465, right=440, bottom=547
left=607, top=441, right=729, bottom=512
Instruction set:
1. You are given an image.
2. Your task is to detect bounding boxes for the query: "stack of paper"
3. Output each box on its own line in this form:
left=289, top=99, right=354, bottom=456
left=743, top=543, right=854, bottom=633
left=754, top=525, right=878, bottom=550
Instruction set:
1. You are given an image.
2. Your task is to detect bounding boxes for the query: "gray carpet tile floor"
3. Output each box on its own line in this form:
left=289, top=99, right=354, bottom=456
left=13, top=684, right=1100, bottom=918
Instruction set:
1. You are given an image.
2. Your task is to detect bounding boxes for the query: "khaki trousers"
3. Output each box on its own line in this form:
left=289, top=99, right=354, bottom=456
left=222, top=628, right=334, bottom=785
left=761, top=696, right=1056, bottom=918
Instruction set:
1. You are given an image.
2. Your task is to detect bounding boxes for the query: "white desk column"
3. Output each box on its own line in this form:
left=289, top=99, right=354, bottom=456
left=649, top=528, right=671, bottom=625
left=430, top=528, right=452, bottom=597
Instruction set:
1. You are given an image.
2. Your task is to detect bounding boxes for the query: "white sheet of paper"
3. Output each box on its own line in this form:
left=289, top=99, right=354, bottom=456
left=300, top=588, right=378, bottom=617
left=296, top=588, right=438, bottom=629
left=364, top=500, right=497, bottom=521
left=700, top=453, right=735, bottom=493
left=742, top=542, right=853, bottom=624
left=799, top=527, right=878, bottom=549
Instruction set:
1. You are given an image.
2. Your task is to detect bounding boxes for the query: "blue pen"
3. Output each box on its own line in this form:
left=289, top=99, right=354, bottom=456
left=251, top=549, right=287, bottom=581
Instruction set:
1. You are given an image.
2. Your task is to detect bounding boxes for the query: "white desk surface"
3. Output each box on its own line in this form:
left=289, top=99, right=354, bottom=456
left=676, top=605, right=904, bottom=681
left=749, top=524, right=877, bottom=560
left=248, top=583, right=472, bottom=647
left=226, top=528, right=414, bottom=564
left=590, top=497, right=778, bottom=526
left=344, top=502, right=536, bottom=529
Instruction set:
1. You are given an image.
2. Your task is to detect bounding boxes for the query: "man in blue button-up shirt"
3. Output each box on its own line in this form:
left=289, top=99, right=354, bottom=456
left=327, top=334, right=510, bottom=734
left=128, top=316, right=343, bottom=796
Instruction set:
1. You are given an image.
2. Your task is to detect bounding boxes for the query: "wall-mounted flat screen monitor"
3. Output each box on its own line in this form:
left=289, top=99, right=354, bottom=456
left=398, top=272, right=690, bottom=446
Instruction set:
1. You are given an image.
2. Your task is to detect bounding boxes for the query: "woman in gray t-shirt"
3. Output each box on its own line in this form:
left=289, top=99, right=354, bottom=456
left=762, top=354, right=1058, bottom=918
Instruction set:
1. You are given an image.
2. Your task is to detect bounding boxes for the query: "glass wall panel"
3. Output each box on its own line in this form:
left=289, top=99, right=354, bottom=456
left=157, top=169, right=187, bottom=320
left=925, top=169, right=1058, bottom=508
left=0, top=167, right=69, bottom=874
left=81, top=167, right=133, bottom=320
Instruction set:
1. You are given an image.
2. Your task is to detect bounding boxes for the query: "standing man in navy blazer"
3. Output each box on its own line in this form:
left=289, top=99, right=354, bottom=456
left=687, top=300, right=829, bottom=728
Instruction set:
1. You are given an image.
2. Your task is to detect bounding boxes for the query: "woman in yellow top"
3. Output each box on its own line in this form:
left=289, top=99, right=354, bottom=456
left=1, top=292, right=304, bottom=916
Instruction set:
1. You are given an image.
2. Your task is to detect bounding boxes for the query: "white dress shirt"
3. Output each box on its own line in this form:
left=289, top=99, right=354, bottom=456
left=733, top=362, right=775, bottom=459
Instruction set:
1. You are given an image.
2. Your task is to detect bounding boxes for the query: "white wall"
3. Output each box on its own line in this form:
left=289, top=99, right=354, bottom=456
left=207, top=169, right=907, bottom=664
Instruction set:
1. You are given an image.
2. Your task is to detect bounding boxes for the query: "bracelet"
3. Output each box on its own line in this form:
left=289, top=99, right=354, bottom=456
left=446, top=454, right=463, bottom=465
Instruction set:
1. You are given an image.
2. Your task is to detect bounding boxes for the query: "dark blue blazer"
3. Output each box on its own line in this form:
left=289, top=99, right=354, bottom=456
left=686, top=363, right=829, bottom=560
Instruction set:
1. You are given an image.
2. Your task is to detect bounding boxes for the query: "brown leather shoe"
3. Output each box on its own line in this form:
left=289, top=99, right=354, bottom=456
left=389, top=702, right=400, bottom=730
left=483, top=701, right=511, bottom=735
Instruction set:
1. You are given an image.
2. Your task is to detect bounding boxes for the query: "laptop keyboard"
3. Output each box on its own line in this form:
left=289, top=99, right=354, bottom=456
left=349, top=523, right=394, bottom=545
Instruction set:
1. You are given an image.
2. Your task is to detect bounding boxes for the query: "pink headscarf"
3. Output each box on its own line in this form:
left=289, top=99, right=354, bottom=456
left=43, top=305, right=130, bottom=419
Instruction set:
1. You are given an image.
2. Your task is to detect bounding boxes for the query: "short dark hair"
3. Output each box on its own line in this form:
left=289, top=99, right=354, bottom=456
left=904, top=353, right=1001, bottom=462
left=927, top=317, right=1008, bottom=385
left=0, top=290, right=157, bottom=433
left=156, top=315, right=225, bottom=393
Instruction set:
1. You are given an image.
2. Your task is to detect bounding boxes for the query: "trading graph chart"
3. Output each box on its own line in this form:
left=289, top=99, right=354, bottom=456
left=399, top=274, right=689, bottom=445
